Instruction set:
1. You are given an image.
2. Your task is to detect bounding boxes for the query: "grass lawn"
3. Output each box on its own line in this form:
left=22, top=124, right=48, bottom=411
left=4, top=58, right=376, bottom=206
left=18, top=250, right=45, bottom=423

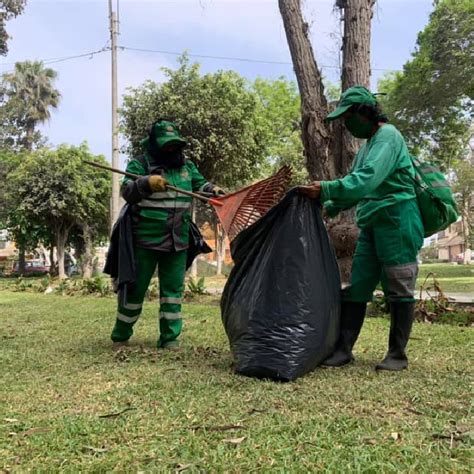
left=1, top=291, right=472, bottom=472
left=417, top=263, right=474, bottom=294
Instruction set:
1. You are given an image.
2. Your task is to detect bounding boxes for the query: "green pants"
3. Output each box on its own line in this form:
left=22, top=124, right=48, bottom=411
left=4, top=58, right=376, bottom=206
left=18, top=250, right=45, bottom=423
left=344, top=199, right=424, bottom=304
left=111, top=247, right=187, bottom=348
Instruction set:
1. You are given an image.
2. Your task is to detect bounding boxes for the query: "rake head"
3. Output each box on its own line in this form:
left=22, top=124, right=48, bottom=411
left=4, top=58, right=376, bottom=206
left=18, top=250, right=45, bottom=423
left=211, top=165, right=292, bottom=241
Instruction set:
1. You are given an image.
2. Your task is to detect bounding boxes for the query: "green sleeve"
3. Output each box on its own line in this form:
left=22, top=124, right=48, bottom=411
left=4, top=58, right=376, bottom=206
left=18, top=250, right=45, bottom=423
left=320, top=140, right=398, bottom=204
left=121, top=158, right=147, bottom=186
left=188, top=161, right=210, bottom=192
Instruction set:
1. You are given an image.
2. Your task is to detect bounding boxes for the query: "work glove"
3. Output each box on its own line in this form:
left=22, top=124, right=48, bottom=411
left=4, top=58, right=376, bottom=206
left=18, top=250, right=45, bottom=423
left=212, top=186, right=226, bottom=197
left=148, top=175, right=168, bottom=192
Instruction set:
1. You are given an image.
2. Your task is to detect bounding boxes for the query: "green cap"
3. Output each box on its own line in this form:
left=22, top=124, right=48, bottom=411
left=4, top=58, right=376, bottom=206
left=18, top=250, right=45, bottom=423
left=326, top=86, right=378, bottom=121
left=140, top=120, right=187, bottom=150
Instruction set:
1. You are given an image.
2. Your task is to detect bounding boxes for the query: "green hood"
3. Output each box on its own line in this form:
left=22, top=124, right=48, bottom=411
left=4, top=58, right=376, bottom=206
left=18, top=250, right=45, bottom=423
left=140, top=120, right=187, bottom=150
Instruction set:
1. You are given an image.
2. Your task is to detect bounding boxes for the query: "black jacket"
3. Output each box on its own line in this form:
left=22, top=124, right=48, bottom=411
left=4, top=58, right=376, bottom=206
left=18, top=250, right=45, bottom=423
left=103, top=204, right=135, bottom=307
left=104, top=204, right=212, bottom=305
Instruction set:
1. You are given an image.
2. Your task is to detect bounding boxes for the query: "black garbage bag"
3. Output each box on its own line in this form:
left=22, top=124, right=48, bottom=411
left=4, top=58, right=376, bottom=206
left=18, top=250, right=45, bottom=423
left=221, top=190, right=341, bottom=381
left=187, top=221, right=213, bottom=270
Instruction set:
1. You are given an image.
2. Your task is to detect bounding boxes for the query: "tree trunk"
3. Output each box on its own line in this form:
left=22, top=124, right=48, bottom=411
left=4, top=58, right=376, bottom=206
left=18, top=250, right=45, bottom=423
left=338, top=0, right=373, bottom=173
left=49, top=242, right=56, bottom=276
left=55, top=224, right=71, bottom=280
left=331, top=0, right=374, bottom=280
left=216, top=224, right=225, bottom=276
left=279, top=0, right=375, bottom=284
left=38, top=244, right=48, bottom=266
left=18, top=244, right=26, bottom=275
left=25, top=121, right=35, bottom=151
left=278, top=0, right=336, bottom=181
left=74, top=233, right=84, bottom=275
left=460, top=192, right=472, bottom=264
left=81, top=223, right=94, bottom=279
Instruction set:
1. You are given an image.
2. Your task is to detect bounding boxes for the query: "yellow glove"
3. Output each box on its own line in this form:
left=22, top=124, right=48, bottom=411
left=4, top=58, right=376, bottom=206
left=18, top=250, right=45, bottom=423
left=212, top=186, right=225, bottom=196
left=148, top=175, right=168, bottom=192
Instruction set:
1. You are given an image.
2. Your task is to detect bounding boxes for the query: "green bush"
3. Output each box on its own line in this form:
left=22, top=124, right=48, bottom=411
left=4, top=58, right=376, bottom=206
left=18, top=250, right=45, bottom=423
left=13, top=277, right=33, bottom=292
left=186, top=276, right=207, bottom=296
left=435, top=309, right=474, bottom=326
left=79, top=276, right=112, bottom=296
left=192, top=259, right=234, bottom=277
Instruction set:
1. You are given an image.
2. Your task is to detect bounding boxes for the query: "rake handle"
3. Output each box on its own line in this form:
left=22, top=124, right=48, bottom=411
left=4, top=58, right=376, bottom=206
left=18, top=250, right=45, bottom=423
left=83, top=160, right=223, bottom=206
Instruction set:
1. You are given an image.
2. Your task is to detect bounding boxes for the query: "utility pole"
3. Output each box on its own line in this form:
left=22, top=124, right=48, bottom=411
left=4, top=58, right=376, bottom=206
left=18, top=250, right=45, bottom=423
left=109, top=0, right=120, bottom=228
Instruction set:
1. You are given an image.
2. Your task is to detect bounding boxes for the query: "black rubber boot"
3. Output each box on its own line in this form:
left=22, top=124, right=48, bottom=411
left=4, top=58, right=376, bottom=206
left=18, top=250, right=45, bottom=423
left=321, top=302, right=367, bottom=367
left=376, top=302, right=415, bottom=371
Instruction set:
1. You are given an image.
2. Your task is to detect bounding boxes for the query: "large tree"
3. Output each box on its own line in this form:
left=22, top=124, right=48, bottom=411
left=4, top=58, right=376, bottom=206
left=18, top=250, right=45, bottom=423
left=279, top=0, right=375, bottom=281
left=377, top=0, right=473, bottom=169
left=121, top=55, right=269, bottom=189
left=452, top=155, right=474, bottom=264
left=251, top=77, right=340, bottom=185
left=377, top=0, right=473, bottom=263
left=1, top=61, right=60, bottom=272
left=7, top=144, right=110, bottom=279
left=0, top=149, right=43, bottom=272
left=252, top=77, right=307, bottom=184
left=2, top=61, right=60, bottom=150
left=0, top=83, right=45, bottom=151
left=0, top=0, right=27, bottom=56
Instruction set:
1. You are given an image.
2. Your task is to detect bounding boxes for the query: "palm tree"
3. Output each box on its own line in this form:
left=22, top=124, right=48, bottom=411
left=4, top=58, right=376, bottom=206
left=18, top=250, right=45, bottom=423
left=2, top=61, right=60, bottom=274
left=3, top=61, right=61, bottom=150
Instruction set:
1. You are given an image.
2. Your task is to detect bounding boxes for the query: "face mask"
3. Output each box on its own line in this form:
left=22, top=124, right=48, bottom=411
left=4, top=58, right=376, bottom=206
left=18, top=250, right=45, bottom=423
left=155, top=148, right=185, bottom=169
left=344, top=115, right=374, bottom=139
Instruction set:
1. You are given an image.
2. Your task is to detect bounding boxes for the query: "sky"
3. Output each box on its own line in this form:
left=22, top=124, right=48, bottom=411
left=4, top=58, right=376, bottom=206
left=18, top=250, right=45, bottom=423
left=1, top=0, right=435, bottom=166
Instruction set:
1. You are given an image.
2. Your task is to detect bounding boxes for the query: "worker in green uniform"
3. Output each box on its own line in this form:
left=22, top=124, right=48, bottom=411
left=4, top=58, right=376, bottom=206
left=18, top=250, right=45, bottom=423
left=111, top=120, right=224, bottom=349
left=299, top=86, right=423, bottom=371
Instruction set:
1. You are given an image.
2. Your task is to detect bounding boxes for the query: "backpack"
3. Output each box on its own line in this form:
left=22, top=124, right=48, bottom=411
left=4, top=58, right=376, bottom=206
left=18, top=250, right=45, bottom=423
left=408, top=156, right=459, bottom=238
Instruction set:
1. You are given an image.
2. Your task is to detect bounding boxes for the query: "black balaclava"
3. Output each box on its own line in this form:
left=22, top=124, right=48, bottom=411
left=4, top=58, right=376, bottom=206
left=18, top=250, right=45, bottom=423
left=148, top=121, right=185, bottom=169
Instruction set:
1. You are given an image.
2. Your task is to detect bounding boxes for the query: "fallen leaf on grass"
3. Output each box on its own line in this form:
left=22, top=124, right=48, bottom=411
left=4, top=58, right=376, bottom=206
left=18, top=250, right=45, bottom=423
left=191, top=424, right=245, bottom=432
left=432, top=432, right=470, bottom=442
left=175, top=463, right=192, bottom=472
left=98, top=407, right=136, bottom=418
left=223, top=436, right=246, bottom=444
left=114, top=350, right=131, bottom=362
left=22, top=427, right=52, bottom=437
left=83, top=445, right=109, bottom=454
left=360, top=437, right=377, bottom=445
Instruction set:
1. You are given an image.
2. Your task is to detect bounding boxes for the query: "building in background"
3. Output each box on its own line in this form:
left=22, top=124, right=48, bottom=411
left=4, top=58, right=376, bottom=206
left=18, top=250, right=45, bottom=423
left=437, top=222, right=465, bottom=262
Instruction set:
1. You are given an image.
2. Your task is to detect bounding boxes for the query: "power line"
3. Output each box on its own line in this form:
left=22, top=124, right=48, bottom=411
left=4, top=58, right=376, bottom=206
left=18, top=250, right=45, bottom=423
left=2, top=47, right=110, bottom=67
left=118, top=45, right=398, bottom=72
left=1, top=47, right=110, bottom=74
left=1, top=44, right=399, bottom=75
left=119, top=45, right=294, bottom=66
left=43, top=47, right=111, bottom=65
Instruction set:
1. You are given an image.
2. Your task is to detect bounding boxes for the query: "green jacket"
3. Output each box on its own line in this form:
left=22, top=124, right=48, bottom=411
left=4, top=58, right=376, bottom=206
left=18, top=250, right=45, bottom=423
left=121, top=154, right=212, bottom=251
left=320, top=124, right=417, bottom=228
